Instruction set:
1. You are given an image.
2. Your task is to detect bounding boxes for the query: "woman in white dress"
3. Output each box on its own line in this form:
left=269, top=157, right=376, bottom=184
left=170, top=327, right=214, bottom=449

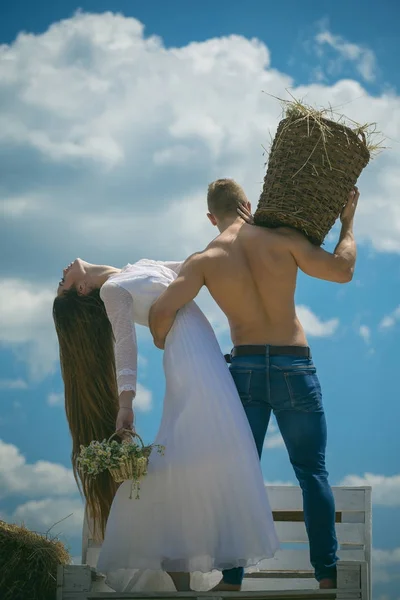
left=53, top=257, right=279, bottom=592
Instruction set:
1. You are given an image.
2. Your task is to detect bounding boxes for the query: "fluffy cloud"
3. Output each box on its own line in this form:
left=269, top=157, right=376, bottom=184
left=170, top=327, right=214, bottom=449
left=296, top=305, right=339, bottom=337
left=0, top=439, right=77, bottom=498
left=0, top=379, right=28, bottom=390
left=134, top=383, right=152, bottom=412
left=47, top=392, right=64, bottom=406
left=264, top=422, right=285, bottom=449
left=1, top=12, right=400, bottom=377
left=0, top=279, right=57, bottom=380
left=11, top=497, right=84, bottom=537
left=359, top=324, right=371, bottom=344
left=373, top=547, right=400, bottom=586
left=339, top=472, right=400, bottom=507
left=1, top=11, right=399, bottom=279
left=265, top=480, right=294, bottom=486
left=315, top=26, right=377, bottom=82
left=380, top=305, right=400, bottom=330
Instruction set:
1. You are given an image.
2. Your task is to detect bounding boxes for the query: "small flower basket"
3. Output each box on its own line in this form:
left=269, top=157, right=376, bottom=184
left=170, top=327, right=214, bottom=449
left=78, top=430, right=164, bottom=499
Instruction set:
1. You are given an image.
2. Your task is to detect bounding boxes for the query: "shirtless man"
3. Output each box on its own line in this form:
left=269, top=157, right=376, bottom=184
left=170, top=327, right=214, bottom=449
left=149, top=179, right=359, bottom=592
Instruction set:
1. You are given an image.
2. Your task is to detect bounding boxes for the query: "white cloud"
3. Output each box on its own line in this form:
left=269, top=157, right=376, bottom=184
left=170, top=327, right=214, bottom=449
left=47, top=392, right=64, bottom=406
left=373, top=547, right=400, bottom=567
left=296, top=305, right=339, bottom=337
left=373, top=547, right=400, bottom=585
left=11, top=497, right=84, bottom=537
left=0, top=439, right=77, bottom=498
left=0, top=379, right=28, bottom=390
left=264, top=422, right=285, bottom=449
left=379, top=305, right=400, bottom=330
left=134, top=383, right=152, bottom=412
left=265, top=480, right=294, bottom=486
left=0, top=279, right=58, bottom=380
left=359, top=324, right=371, bottom=345
left=315, top=28, right=377, bottom=82
left=0, top=12, right=400, bottom=377
left=339, top=472, right=400, bottom=506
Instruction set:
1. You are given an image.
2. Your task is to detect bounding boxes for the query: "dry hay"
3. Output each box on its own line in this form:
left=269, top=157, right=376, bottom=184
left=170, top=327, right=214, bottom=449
left=0, top=520, right=70, bottom=600
left=254, top=96, right=384, bottom=245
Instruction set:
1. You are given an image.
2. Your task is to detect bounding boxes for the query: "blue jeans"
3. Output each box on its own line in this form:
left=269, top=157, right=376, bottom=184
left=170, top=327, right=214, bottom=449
left=222, top=349, right=338, bottom=586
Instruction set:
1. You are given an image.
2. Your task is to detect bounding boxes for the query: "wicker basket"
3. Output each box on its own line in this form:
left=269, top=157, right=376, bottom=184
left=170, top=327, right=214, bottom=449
left=254, top=112, right=370, bottom=245
left=108, top=430, right=152, bottom=485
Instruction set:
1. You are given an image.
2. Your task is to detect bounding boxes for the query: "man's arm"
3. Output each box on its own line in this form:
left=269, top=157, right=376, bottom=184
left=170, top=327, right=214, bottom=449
left=149, top=253, right=206, bottom=349
left=288, top=187, right=359, bottom=283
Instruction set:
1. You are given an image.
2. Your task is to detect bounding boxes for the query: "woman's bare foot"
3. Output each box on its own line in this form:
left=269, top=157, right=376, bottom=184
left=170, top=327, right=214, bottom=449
left=212, top=580, right=241, bottom=592
left=319, top=578, right=337, bottom=589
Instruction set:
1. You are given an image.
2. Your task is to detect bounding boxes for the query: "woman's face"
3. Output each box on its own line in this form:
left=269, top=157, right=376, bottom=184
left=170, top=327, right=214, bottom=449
left=57, top=258, right=89, bottom=296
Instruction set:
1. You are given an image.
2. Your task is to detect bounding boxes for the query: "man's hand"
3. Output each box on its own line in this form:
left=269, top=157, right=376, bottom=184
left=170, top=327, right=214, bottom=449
left=237, top=202, right=254, bottom=224
left=116, top=407, right=134, bottom=437
left=341, top=186, right=359, bottom=224
left=148, top=302, right=174, bottom=350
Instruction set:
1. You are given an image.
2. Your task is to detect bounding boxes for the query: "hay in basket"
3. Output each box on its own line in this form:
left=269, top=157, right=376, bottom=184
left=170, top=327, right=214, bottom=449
left=78, top=430, right=164, bottom=500
left=254, top=98, right=382, bottom=245
left=0, top=520, right=70, bottom=600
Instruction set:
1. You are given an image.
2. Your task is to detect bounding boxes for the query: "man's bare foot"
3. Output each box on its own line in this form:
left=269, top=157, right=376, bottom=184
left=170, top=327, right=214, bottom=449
left=212, top=581, right=241, bottom=592
left=319, top=578, right=337, bottom=589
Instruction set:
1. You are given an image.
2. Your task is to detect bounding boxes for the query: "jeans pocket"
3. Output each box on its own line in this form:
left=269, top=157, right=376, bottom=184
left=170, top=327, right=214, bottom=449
left=284, top=370, right=323, bottom=411
left=230, top=369, right=252, bottom=404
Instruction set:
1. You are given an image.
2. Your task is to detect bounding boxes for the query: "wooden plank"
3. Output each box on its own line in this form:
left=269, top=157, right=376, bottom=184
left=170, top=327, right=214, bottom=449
left=245, top=571, right=313, bottom=579
left=272, top=511, right=343, bottom=523
left=266, top=486, right=367, bottom=512
left=273, top=511, right=365, bottom=524
left=360, top=561, right=369, bottom=600
left=274, top=522, right=365, bottom=545
left=249, top=549, right=365, bottom=572
left=341, top=512, right=365, bottom=524
left=86, top=548, right=366, bottom=576
left=86, top=591, right=343, bottom=599
left=363, top=489, right=372, bottom=600
left=243, top=576, right=318, bottom=591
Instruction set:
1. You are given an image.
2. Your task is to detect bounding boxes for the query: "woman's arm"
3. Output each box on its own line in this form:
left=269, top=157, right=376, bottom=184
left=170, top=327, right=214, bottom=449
left=100, top=282, right=138, bottom=428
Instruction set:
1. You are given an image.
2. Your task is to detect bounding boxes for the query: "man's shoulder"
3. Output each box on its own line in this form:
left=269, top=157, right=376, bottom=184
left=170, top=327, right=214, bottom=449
left=243, top=224, right=297, bottom=248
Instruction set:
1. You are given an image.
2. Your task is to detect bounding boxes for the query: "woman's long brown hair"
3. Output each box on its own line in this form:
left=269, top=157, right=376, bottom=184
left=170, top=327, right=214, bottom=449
left=53, top=288, right=119, bottom=538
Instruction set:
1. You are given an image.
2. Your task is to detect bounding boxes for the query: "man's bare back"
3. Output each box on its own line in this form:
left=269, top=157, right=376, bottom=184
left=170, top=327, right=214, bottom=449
left=149, top=187, right=358, bottom=351
left=201, top=222, right=307, bottom=347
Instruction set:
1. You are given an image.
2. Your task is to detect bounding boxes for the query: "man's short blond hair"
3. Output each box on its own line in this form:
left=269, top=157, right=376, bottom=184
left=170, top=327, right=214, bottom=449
left=207, top=179, right=248, bottom=218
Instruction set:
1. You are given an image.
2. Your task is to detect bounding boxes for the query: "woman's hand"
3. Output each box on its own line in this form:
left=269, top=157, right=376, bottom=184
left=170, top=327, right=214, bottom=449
left=116, top=407, right=135, bottom=437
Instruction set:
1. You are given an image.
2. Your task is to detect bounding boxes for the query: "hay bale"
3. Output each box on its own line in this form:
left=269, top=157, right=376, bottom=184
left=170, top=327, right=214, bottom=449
left=0, top=520, right=70, bottom=600
left=254, top=101, right=376, bottom=245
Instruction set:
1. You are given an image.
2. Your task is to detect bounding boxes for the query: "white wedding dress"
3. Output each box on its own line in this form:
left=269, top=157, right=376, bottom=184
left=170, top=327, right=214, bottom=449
left=96, top=259, right=279, bottom=592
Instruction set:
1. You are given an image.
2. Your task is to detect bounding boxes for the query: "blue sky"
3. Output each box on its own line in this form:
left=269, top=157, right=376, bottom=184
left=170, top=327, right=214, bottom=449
left=0, top=1, right=399, bottom=598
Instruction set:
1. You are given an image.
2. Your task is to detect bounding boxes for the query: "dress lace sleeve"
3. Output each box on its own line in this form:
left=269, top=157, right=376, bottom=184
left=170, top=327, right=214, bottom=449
left=100, top=281, right=137, bottom=397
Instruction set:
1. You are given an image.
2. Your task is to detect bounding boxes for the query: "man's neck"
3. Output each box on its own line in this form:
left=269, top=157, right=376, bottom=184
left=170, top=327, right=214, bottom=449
left=217, top=216, right=243, bottom=233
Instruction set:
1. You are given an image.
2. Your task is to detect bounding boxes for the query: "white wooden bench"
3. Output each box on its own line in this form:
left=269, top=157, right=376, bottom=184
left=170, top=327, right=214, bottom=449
left=58, top=485, right=371, bottom=600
